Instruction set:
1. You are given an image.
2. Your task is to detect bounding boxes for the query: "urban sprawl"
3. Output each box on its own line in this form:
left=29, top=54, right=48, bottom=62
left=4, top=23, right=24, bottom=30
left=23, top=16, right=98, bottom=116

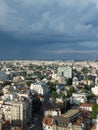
left=0, top=60, right=98, bottom=130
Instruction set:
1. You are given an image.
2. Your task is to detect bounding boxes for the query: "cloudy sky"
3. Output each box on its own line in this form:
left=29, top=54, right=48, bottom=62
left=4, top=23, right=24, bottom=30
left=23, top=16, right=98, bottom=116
left=0, top=0, right=98, bottom=60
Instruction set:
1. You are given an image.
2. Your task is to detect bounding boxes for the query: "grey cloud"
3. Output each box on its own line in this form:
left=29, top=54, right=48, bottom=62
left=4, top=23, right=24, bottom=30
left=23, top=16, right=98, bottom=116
left=79, top=41, right=98, bottom=48
left=0, top=0, right=98, bottom=44
left=43, top=49, right=98, bottom=54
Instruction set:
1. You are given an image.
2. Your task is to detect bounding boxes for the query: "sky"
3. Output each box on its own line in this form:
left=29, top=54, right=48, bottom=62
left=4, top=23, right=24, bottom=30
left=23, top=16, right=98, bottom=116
left=0, top=0, right=98, bottom=60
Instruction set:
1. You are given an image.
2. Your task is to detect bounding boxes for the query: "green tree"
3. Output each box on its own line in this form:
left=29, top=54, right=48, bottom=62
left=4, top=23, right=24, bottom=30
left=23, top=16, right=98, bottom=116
left=47, top=81, right=57, bottom=93
left=67, top=78, right=72, bottom=85
left=81, top=88, right=87, bottom=93
left=87, top=92, right=95, bottom=100
left=38, top=74, right=45, bottom=80
left=91, top=104, right=98, bottom=119
left=47, top=81, right=55, bottom=87
left=67, top=86, right=75, bottom=97
left=82, top=67, right=89, bottom=74
left=51, top=91, right=58, bottom=99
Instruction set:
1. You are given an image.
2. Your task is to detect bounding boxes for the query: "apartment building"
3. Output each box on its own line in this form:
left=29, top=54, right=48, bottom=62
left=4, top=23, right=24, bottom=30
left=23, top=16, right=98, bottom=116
left=30, top=81, right=49, bottom=96
left=57, top=66, right=72, bottom=79
left=70, top=93, right=87, bottom=105
left=2, top=96, right=31, bottom=127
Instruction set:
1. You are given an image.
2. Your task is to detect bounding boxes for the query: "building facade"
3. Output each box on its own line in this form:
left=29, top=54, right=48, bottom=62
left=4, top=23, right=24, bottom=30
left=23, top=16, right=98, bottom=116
left=57, top=66, right=72, bottom=79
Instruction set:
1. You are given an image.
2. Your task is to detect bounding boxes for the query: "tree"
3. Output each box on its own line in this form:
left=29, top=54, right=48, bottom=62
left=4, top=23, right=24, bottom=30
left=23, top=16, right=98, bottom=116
left=82, top=67, right=89, bottom=74
left=81, top=88, right=87, bottom=93
left=91, top=104, right=98, bottom=119
left=87, top=93, right=95, bottom=99
left=50, top=91, right=58, bottom=99
left=47, top=81, right=57, bottom=93
left=67, top=78, right=72, bottom=85
left=38, top=74, right=45, bottom=80
left=67, top=86, right=75, bottom=97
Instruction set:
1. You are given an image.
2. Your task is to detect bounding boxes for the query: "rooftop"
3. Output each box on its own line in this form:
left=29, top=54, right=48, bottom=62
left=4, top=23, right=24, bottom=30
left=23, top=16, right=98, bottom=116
left=62, top=109, right=80, bottom=118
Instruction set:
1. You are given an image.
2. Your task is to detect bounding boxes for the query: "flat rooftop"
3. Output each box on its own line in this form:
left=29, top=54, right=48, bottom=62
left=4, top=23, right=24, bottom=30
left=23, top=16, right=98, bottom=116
left=62, top=109, right=80, bottom=118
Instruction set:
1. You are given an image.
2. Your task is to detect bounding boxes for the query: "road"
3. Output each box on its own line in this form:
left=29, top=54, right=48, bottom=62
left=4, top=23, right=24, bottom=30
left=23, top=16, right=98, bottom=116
left=30, top=106, right=44, bottom=130
left=30, top=98, right=49, bottom=130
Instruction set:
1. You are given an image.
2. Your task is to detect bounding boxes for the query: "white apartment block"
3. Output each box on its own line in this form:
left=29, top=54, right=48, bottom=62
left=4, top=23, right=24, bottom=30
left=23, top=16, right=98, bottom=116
left=70, top=93, right=87, bottom=105
left=30, top=81, right=49, bottom=96
left=57, top=66, right=72, bottom=78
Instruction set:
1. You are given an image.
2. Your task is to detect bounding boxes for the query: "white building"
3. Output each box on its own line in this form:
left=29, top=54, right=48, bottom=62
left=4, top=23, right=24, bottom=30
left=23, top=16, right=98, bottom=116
left=80, top=103, right=93, bottom=112
left=95, top=77, right=98, bottom=85
left=72, top=77, right=79, bottom=87
left=30, top=81, right=49, bottom=96
left=70, top=93, right=87, bottom=105
left=57, top=66, right=72, bottom=78
left=91, top=85, right=98, bottom=96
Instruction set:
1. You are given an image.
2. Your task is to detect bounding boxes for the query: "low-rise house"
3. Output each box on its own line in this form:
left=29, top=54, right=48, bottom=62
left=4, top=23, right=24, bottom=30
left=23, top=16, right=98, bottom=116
left=43, top=109, right=82, bottom=130
left=13, top=76, right=25, bottom=83
left=44, top=108, right=61, bottom=117
left=80, top=103, right=93, bottom=112
left=72, top=77, right=79, bottom=87
left=43, top=117, right=53, bottom=130
left=52, top=116, right=69, bottom=130
left=52, top=116, right=84, bottom=130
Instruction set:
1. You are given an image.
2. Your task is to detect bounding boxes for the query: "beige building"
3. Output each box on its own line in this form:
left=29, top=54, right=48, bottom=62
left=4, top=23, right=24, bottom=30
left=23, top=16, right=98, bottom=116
left=11, top=101, right=26, bottom=126
left=2, top=96, right=31, bottom=127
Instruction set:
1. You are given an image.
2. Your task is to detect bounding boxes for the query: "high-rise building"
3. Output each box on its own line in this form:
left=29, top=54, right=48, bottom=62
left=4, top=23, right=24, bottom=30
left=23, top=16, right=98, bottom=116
left=11, top=101, right=27, bottom=126
left=3, top=96, right=32, bottom=127
left=57, top=66, right=72, bottom=78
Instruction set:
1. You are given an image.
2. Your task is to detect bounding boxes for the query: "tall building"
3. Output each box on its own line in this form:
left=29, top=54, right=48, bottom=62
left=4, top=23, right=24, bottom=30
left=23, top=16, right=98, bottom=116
left=3, top=96, right=32, bottom=127
left=57, top=66, right=72, bottom=79
left=11, top=101, right=26, bottom=126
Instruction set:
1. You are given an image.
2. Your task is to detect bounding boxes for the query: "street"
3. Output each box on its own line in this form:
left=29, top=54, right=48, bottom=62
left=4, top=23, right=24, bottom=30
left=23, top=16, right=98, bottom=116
left=29, top=105, right=44, bottom=130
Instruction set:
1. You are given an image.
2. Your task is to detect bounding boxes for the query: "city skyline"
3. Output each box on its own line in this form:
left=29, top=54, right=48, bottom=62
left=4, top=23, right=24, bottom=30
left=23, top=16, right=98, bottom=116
left=0, top=0, right=98, bottom=60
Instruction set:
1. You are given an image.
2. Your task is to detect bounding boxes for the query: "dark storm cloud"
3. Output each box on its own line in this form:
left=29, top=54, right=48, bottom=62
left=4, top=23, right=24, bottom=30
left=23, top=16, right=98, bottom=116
left=0, top=0, right=98, bottom=59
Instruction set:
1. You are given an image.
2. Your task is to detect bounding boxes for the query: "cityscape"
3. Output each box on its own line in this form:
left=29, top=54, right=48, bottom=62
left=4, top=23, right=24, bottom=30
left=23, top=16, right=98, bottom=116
left=1, top=0, right=98, bottom=130
left=0, top=60, right=98, bottom=130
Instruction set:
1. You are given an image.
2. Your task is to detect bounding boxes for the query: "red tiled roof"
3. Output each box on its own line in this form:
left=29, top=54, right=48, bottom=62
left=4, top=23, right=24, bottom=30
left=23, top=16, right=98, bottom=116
left=43, top=117, right=52, bottom=126
left=80, top=103, right=93, bottom=107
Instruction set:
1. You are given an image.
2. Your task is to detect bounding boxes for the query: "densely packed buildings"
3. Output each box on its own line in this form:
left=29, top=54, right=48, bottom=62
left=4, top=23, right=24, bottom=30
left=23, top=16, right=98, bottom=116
left=0, top=60, right=98, bottom=129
